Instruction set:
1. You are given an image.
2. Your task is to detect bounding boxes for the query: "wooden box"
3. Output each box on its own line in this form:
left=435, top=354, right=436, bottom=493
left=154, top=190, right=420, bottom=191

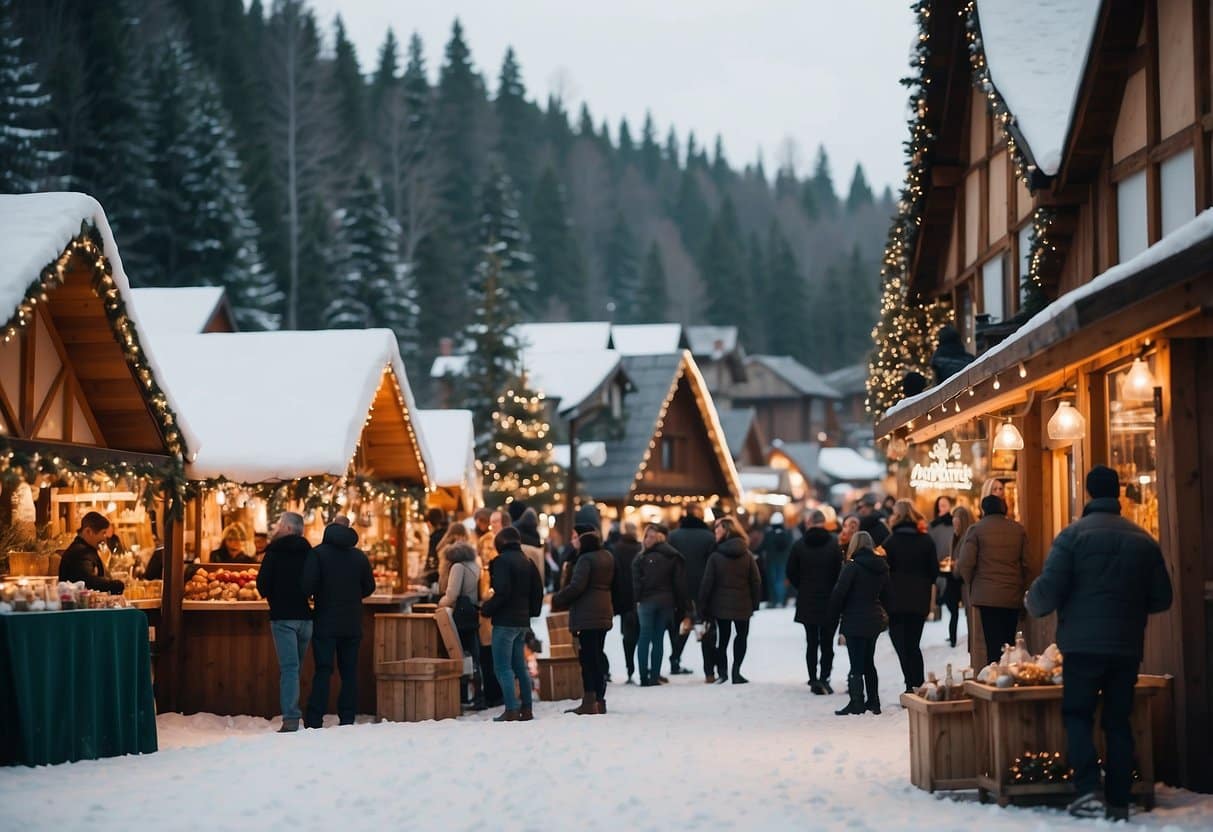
left=537, top=655, right=581, bottom=701
left=433, top=607, right=464, bottom=663
left=900, top=693, right=977, bottom=792
left=550, top=643, right=578, bottom=659
left=374, top=613, right=442, bottom=666
left=546, top=611, right=577, bottom=655
left=965, top=679, right=1161, bottom=808
left=375, top=659, right=462, bottom=722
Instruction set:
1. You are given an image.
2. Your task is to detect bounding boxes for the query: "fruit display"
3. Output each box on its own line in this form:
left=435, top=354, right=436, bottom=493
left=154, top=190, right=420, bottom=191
left=184, top=568, right=262, bottom=602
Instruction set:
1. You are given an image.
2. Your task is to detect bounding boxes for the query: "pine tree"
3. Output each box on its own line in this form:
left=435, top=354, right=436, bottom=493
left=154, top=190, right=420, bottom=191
left=435, top=20, right=485, bottom=264
left=617, top=117, right=635, bottom=162
left=699, top=196, right=746, bottom=326
left=529, top=165, right=587, bottom=317
left=577, top=103, right=595, bottom=137
left=640, top=112, right=661, bottom=182
left=482, top=381, right=562, bottom=506
left=710, top=135, right=729, bottom=186
left=495, top=47, right=532, bottom=208
left=369, top=29, right=400, bottom=117
left=327, top=173, right=418, bottom=355
left=637, top=241, right=668, bottom=323
left=674, top=168, right=711, bottom=262
left=543, top=93, right=573, bottom=160
left=810, top=144, right=839, bottom=218
left=765, top=223, right=811, bottom=361
left=604, top=211, right=641, bottom=321
left=331, top=16, right=367, bottom=172
left=685, top=131, right=699, bottom=168
left=664, top=127, right=680, bottom=167
left=746, top=230, right=769, bottom=352
left=0, top=0, right=59, bottom=192
left=846, top=162, right=874, bottom=213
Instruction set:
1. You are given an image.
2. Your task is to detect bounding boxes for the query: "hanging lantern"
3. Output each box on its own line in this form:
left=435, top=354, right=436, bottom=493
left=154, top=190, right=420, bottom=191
left=1047, top=401, right=1086, bottom=442
left=992, top=420, right=1024, bottom=452
left=1121, top=358, right=1157, bottom=403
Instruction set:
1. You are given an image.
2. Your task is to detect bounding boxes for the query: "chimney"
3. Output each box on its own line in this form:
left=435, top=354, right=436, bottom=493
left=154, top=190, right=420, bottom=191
left=438, top=337, right=454, bottom=357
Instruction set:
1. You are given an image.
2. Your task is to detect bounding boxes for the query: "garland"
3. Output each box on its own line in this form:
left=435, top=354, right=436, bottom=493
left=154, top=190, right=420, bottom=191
left=866, top=0, right=952, bottom=420
left=0, top=443, right=187, bottom=513
left=186, top=474, right=427, bottom=523
left=1021, top=208, right=1056, bottom=316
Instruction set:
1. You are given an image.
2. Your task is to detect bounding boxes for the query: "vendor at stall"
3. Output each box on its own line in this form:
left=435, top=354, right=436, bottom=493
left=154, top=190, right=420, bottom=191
left=210, top=524, right=256, bottom=564
left=58, top=511, right=124, bottom=594
left=253, top=532, right=269, bottom=562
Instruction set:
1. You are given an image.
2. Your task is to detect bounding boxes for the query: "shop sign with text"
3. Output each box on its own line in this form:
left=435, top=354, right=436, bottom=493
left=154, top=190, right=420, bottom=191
left=910, top=438, right=974, bottom=491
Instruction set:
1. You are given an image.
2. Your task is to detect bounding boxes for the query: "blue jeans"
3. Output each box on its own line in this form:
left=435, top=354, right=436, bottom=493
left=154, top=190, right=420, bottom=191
left=765, top=555, right=789, bottom=606
left=637, top=603, right=673, bottom=683
left=269, top=619, right=313, bottom=720
left=491, top=625, right=532, bottom=711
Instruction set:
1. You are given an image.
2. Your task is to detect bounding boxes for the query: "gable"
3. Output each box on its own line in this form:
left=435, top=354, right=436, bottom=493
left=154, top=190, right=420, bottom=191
left=357, top=368, right=428, bottom=484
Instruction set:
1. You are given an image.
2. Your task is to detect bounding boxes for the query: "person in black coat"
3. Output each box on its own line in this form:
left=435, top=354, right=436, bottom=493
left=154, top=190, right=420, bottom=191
left=699, top=517, right=762, bottom=684
left=883, top=501, right=940, bottom=692
left=1026, top=467, right=1173, bottom=821
left=786, top=510, right=842, bottom=694
left=608, top=522, right=643, bottom=683
left=255, top=511, right=313, bottom=732
left=423, top=508, right=448, bottom=593
left=929, top=324, right=975, bottom=383
left=667, top=505, right=716, bottom=678
left=481, top=526, right=543, bottom=722
left=828, top=532, right=891, bottom=715
left=552, top=530, right=615, bottom=715
left=58, top=511, right=124, bottom=594
left=631, top=523, right=688, bottom=687
left=758, top=512, right=793, bottom=608
left=301, top=519, right=374, bottom=728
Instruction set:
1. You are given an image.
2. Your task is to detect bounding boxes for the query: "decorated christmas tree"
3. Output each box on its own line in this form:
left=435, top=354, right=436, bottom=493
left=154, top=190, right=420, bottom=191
left=482, top=380, right=563, bottom=507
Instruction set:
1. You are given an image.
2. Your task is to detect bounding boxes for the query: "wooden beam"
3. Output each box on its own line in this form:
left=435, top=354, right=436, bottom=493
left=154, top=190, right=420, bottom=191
left=158, top=491, right=185, bottom=713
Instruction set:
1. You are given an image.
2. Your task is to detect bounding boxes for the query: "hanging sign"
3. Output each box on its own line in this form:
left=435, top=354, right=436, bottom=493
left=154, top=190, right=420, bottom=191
left=910, top=438, right=974, bottom=491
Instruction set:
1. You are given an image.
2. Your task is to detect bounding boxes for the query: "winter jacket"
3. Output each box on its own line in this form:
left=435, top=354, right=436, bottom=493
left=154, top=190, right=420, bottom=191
left=438, top=545, right=480, bottom=609
left=301, top=524, right=374, bottom=638
left=955, top=512, right=1030, bottom=609
left=551, top=538, right=615, bottom=632
left=481, top=543, right=542, bottom=628
left=423, top=523, right=447, bottom=586
left=884, top=522, right=940, bottom=617
left=859, top=513, right=890, bottom=547
left=631, top=541, right=688, bottom=612
left=256, top=534, right=313, bottom=620
left=698, top=536, right=762, bottom=621
left=928, top=514, right=954, bottom=561
left=786, top=527, right=843, bottom=626
left=609, top=534, right=642, bottom=612
left=58, top=536, right=123, bottom=594
left=1026, top=498, right=1172, bottom=659
left=210, top=546, right=255, bottom=564
left=759, top=525, right=793, bottom=565
left=827, top=547, right=892, bottom=639
left=669, top=517, right=716, bottom=605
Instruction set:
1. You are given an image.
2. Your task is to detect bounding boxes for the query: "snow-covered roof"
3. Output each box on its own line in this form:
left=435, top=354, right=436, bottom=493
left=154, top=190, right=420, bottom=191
left=416, top=409, right=479, bottom=511
left=822, top=364, right=869, bottom=397
left=130, top=287, right=230, bottom=336
left=739, top=468, right=783, bottom=493
left=883, top=207, right=1213, bottom=426
left=977, top=0, right=1101, bottom=177
left=152, top=329, right=433, bottom=483
left=750, top=355, right=841, bottom=399
left=817, top=447, right=885, bottom=483
left=0, top=191, right=201, bottom=455
left=609, top=323, right=685, bottom=356
left=515, top=321, right=611, bottom=353
left=523, top=350, right=622, bottom=416
left=551, top=441, right=607, bottom=469
left=686, top=325, right=739, bottom=357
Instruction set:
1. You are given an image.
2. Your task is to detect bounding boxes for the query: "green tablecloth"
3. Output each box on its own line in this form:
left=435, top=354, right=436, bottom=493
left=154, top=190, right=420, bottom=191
left=0, top=608, right=157, bottom=766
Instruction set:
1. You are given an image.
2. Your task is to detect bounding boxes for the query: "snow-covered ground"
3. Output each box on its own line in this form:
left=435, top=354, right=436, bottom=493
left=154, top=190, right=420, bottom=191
left=3, top=610, right=1211, bottom=831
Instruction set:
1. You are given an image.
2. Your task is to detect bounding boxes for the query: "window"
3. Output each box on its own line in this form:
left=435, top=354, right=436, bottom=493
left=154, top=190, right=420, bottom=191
left=1160, top=148, right=1195, bottom=237
left=660, top=437, right=676, bottom=470
left=1106, top=355, right=1159, bottom=538
left=1017, top=223, right=1033, bottom=308
left=1116, top=168, right=1148, bottom=261
left=981, top=257, right=1005, bottom=323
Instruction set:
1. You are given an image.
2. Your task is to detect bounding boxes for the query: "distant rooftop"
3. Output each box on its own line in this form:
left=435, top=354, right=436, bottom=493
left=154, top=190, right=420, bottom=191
left=749, top=355, right=841, bottom=399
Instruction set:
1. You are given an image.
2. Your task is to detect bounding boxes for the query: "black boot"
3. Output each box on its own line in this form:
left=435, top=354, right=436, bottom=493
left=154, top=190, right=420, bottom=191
left=835, top=675, right=866, bottom=715
left=866, top=694, right=882, bottom=715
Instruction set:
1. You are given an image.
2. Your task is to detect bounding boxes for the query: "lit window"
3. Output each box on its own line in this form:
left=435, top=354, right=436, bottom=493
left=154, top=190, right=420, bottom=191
left=981, top=257, right=1004, bottom=323
left=1116, top=168, right=1148, bottom=261
left=1160, top=148, right=1195, bottom=238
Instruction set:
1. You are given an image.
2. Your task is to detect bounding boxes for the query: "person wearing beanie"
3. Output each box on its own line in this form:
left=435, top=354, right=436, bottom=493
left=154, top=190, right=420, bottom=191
left=955, top=490, right=1030, bottom=666
left=552, top=531, right=615, bottom=715
left=481, top=524, right=544, bottom=722
left=758, top=511, right=793, bottom=608
left=1026, top=465, right=1172, bottom=821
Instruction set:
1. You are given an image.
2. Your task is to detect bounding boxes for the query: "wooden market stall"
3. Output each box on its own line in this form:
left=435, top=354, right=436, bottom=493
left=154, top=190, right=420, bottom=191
left=146, top=328, right=435, bottom=718
left=0, top=192, right=200, bottom=762
left=577, top=351, right=743, bottom=526
left=417, top=409, right=482, bottom=518
left=870, top=0, right=1212, bottom=792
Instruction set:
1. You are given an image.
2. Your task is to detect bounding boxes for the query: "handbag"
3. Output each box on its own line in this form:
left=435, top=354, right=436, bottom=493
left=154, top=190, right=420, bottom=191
left=452, top=563, right=480, bottom=632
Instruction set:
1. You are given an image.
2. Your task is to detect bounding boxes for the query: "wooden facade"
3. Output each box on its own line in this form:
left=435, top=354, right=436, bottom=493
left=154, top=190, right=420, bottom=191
left=725, top=357, right=840, bottom=445
left=875, top=0, right=1213, bottom=791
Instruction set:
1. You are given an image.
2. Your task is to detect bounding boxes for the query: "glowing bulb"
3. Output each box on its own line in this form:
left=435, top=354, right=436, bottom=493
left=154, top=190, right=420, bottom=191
left=1046, top=401, right=1086, bottom=442
left=992, top=421, right=1024, bottom=452
left=1121, top=359, right=1157, bottom=403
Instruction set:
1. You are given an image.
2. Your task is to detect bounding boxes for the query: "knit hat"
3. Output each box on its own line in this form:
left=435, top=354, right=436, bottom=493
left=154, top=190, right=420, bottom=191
left=980, top=495, right=1007, bottom=516
left=1086, top=465, right=1120, bottom=500
left=647, top=523, right=670, bottom=537
left=507, top=501, right=528, bottom=523
left=574, top=523, right=598, bottom=536
left=494, top=526, right=521, bottom=551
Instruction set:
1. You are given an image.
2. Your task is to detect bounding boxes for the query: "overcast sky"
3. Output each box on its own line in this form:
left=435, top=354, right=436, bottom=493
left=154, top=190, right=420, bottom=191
left=307, top=1, right=917, bottom=193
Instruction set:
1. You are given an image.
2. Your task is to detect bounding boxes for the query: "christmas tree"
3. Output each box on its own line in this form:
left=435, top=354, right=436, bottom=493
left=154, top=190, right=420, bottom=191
left=483, top=381, right=563, bottom=506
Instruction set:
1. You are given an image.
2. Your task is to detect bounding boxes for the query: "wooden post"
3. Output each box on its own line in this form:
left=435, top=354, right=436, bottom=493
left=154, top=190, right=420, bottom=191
left=563, top=416, right=579, bottom=542
left=158, top=488, right=186, bottom=713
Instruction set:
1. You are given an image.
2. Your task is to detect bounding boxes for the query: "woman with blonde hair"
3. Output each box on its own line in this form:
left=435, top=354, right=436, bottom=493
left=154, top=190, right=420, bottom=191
left=210, top=523, right=254, bottom=564
left=827, top=531, right=891, bottom=714
left=436, top=521, right=471, bottom=594
left=980, top=478, right=1006, bottom=512
left=883, top=500, right=939, bottom=692
left=942, top=505, right=975, bottom=648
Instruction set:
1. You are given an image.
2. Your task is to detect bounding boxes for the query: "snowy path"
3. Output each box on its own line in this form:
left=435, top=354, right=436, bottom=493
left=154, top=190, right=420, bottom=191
left=2, top=609, right=1210, bottom=831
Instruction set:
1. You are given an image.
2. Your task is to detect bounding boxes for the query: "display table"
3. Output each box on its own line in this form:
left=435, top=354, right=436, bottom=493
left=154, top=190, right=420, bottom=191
left=0, top=609, right=157, bottom=766
left=965, top=678, right=1164, bottom=808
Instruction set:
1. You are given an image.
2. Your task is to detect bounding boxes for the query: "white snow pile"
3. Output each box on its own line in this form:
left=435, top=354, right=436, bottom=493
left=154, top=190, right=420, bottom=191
left=818, top=447, right=885, bottom=483
left=610, top=323, right=684, bottom=355
left=130, top=286, right=228, bottom=336
left=0, top=192, right=201, bottom=454
left=152, top=329, right=433, bottom=483
left=3, top=610, right=1210, bottom=831
left=977, top=0, right=1101, bottom=177
left=415, top=409, right=478, bottom=491
left=885, top=207, right=1213, bottom=424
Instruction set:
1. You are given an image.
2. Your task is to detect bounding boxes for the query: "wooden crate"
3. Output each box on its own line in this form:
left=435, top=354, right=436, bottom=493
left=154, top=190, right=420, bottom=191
left=374, top=613, right=442, bottom=666
left=900, top=693, right=977, bottom=792
left=433, top=607, right=464, bottom=663
left=537, top=655, right=581, bottom=701
left=550, top=643, right=577, bottom=659
left=546, top=611, right=577, bottom=656
left=965, top=679, right=1161, bottom=809
left=398, top=657, right=464, bottom=678
left=376, top=659, right=462, bottom=722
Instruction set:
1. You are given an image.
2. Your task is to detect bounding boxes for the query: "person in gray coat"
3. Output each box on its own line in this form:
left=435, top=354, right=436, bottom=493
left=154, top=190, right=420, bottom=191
left=552, top=530, right=615, bottom=715
left=699, top=517, right=762, bottom=684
